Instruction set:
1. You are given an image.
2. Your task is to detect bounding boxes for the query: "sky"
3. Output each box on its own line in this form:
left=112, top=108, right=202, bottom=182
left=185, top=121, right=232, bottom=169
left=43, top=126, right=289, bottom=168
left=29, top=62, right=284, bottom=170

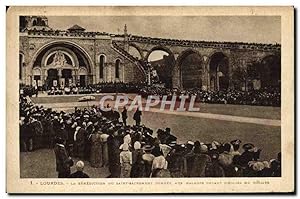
left=47, top=16, right=281, bottom=61
left=47, top=16, right=281, bottom=44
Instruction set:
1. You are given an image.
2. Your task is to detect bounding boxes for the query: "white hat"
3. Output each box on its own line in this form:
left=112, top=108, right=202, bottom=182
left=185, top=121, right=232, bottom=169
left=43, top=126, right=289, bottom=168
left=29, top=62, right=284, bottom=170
left=122, top=143, right=129, bottom=151
left=87, top=121, right=93, bottom=127
left=76, top=161, right=85, bottom=171
left=134, top=141, right=141, bottom=150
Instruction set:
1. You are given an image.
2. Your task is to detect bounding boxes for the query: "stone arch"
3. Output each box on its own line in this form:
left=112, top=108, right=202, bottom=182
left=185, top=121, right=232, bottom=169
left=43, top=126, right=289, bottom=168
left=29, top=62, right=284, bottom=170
left=31, top=40, right=94, bottom=73
left=41, top=46, right=79, bottom=68
left=32, top=67, right=42, bottom=87
left=129, top=43, right=144, bottom=60
left=79, top=67, right=88, bottom=75
left=208, top=51, right=230, bottom=91
left=176, top=49, right=203, bottom=89
left=146, top=46, right=175, bottom=88
left=145, top=46, right=174, bottom=61
left=78, top=67, right=88, bottom=87
left=115, top=59, right=121, bottom=79
left=31, top=40, right=95, bottom=87
left=258, top=54, right=281, bottom=88
left=98, top=54, right=106, bottom=80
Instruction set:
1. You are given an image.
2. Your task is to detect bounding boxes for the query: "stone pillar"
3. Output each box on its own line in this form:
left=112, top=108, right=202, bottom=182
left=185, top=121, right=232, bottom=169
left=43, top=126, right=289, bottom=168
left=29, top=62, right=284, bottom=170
left=201, top=56, right=209, bottom=91
left=75, top=69, right=79, bottom=86
left=206, top=64, right=211, bottom=91
left=72, top=70, right=76, bottom=86
left=216, top=69, right=220, bottom=91
left=228, top=56, right=234, bottom=90
left=106, top=64, right=112, bottom=82
left=172, top=65, right=181, bottom=89
left=58, top=69, right=63, bottom=88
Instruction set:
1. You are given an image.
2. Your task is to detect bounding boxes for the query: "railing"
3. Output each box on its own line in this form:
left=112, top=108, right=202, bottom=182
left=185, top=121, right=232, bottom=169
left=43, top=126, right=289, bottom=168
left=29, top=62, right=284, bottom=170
left=111, top=42, right=146, bottom=75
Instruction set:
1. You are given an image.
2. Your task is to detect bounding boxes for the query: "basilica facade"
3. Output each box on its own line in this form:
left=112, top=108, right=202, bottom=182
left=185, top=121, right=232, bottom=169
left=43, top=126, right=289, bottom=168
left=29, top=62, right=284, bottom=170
left=19, top=16, right=281, bottom=91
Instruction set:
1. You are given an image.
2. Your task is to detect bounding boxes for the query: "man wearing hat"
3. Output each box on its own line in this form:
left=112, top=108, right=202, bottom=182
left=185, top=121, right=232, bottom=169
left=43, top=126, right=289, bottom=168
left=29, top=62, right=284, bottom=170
left=54, top=137, right=73, bottom=178
left=73, top=123, right=86, bottom=159
left=121, top=107, right=128, bottom=126
left=167, top=143, right=185, bottom=177
left=28, top=115, right=43, bottom=151
left=133, top=108, right=142, bottom=126
left=107, top=129, right=121, bottom=178
left=205, top=152, right=225, bottom=177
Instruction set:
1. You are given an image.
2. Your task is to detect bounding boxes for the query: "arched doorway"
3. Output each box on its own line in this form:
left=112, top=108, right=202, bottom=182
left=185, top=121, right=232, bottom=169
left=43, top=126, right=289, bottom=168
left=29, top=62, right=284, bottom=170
left=62, top=69, right=72, bottom=87
left=209, top=52, right=229, bottom=91
left=178, top=50, right=203, bottom=89
left=47, top=69, right=58, bottom=88
left=32, top=67, right=42, bottom=88
left=259, top=55, right=281, bottom=88
left=79, top=67, right=88, bottom=87
left=32, top=41, right=93, bottom=88
left=147, top=48, right=175, bottom=88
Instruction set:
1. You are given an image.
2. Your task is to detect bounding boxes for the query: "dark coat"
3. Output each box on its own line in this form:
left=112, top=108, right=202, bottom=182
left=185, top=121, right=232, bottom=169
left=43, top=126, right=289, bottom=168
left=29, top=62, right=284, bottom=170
left=184, top=153, right=211, bottom=177
left=107, top=135, right=121, bottom=177
left=69, top=171, right=90, bottom=178
left=205, top=160, right=225, bottom=177
left=74, top=127, right=86, bottom=159
left=121, top=109, right=128, bottom=119
left=54, top=144, right=72, bottom=174
left=133, top=110, right=142, bottom=122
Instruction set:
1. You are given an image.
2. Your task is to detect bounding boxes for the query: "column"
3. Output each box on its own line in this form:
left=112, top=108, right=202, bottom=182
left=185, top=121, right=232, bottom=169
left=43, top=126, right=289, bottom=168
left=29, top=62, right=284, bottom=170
left=216, top=66, right=220, bottom=91
left=206, top=64, right=211, bottom=91
left=58, top=69, right=62, bottom=88
left=228, top=56, right=234, bottom=90
left=72, top=70, right=76, bottom=86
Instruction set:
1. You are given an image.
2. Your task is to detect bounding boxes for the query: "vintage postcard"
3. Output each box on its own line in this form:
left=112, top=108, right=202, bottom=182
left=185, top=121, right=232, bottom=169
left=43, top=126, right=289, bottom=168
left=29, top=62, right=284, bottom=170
left=6, top=6, right=294, bottom=193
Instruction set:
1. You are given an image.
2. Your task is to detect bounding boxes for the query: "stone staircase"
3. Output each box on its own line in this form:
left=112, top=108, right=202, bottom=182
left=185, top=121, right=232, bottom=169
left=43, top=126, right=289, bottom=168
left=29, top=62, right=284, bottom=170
left=111, top=41, right=146, bottom=76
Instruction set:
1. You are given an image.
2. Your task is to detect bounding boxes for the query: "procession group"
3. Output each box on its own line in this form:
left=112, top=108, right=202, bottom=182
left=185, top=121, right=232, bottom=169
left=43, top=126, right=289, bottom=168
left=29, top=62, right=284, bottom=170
left=19, top=93, right=281, bottom=178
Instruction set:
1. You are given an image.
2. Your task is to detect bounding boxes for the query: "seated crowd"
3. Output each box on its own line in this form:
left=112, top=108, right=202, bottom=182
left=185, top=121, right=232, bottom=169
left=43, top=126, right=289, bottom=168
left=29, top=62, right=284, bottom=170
left=20, top=82, right=280, bottom=107
left=19, top=95, right=281, bottom=178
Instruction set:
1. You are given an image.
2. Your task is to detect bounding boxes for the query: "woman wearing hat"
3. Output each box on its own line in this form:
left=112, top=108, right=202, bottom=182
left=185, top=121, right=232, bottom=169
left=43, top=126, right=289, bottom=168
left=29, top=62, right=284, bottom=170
left=89, top=125, right=103, bottom=168
left=120, top=143, right=132, bottom=178
left=130, top=141, right=145, bottom=178
left=151, top=156, right=171, bottom=178
left=142, top=145, right=155, bottom=177
left=100, top=131, right=110, bottom=167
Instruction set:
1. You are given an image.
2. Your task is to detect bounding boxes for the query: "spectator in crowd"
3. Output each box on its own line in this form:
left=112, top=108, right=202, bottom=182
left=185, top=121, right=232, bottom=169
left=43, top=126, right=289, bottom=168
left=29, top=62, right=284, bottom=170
left=121, top=107, right=128, bottom=126
left=130, top=141, right=145, bottom=178
left=54, top=137, right=73, bottom=178
left=151, top=156, right=171, bottom=178
left=120, top=143, right=132, bottom=178
left=100, top=130, right=109, bottom=167
left=89, top=125, right=102, bottom=168
left=133, top=108, right=142, bottom=126
left=19, top=92, right=281, bottom=178
left=107, top=128, right=121, bottom=178
left=142, top=145, right=155, bottom=177
left=69, top=161, right=90, bottom=178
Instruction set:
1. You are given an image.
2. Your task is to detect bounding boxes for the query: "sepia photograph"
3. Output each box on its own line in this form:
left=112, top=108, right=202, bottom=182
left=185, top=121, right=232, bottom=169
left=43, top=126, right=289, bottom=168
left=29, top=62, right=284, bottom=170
left=6, top=6, right=294, bottom=193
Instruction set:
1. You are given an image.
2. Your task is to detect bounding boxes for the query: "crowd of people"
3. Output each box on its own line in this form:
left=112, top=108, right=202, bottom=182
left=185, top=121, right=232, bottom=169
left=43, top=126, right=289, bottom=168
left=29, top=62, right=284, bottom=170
left=21, top=82, right=280, bottom=107
left=20, top=95, right=281, bottom=178
left=139, top=86, right=281, bottom=107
